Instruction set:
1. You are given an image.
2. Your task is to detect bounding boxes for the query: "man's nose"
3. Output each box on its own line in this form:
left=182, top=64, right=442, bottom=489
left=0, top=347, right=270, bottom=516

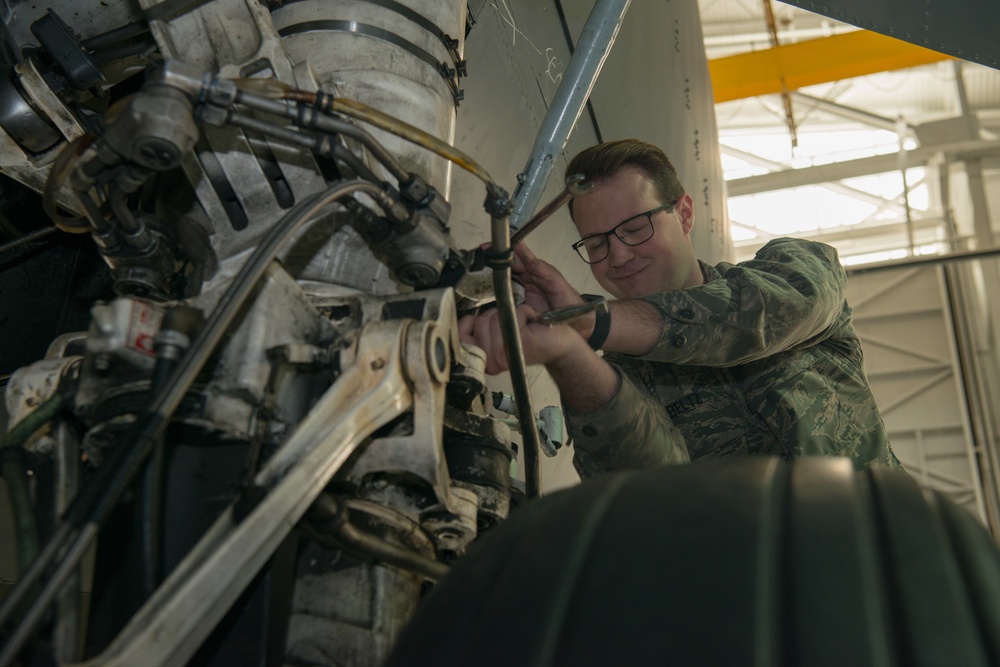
left=606, top=235, right=634, bottom=267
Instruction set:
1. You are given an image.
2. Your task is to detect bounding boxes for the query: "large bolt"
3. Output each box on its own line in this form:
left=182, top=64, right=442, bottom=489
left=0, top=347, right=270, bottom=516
left=93, top=353, right=112, bottom=375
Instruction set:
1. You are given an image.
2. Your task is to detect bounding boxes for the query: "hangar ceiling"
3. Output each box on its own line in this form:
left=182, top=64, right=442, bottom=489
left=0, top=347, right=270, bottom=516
left=699, top=0, right=1000, bottom=263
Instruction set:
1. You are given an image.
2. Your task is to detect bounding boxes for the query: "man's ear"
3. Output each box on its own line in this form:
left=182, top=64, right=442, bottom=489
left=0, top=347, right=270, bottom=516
left=676, top=193, right=695, bottom=236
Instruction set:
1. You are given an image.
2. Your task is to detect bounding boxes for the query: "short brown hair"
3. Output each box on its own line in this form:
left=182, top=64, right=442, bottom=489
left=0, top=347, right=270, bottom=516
left=565, top=139, right=685, bottom=218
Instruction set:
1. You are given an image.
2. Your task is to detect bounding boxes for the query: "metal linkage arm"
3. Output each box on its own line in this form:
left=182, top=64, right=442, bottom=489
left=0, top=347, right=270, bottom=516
left=75, top=319, right=429, bottom=667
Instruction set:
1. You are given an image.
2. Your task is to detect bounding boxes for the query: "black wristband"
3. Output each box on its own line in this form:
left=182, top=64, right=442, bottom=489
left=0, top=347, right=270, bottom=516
left=582, top=294, right=610, bottom=350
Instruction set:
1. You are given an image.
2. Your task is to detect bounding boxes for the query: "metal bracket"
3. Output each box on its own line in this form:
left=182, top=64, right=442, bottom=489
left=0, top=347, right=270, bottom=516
left=78, top=318, right=417, bottom=667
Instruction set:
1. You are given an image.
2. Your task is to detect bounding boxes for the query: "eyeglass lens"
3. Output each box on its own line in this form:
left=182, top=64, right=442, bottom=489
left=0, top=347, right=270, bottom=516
left=578, top=213, right=655, bottom=263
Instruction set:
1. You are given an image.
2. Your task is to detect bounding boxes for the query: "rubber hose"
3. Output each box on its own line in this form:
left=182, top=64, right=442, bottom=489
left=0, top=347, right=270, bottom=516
left=2, top=392, right=67, bottom=572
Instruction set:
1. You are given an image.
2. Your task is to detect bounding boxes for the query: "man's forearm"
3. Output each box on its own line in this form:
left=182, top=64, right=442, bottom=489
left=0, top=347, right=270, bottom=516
left=563, top=358, right=691, bottom=478
left=545, top=338, right=622, bottom=412
left=603, top=299, right=664, bottom=356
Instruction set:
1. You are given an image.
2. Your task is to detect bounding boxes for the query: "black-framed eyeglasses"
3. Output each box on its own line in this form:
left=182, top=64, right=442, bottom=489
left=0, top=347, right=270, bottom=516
left=571, top=201, right=677, bottom=264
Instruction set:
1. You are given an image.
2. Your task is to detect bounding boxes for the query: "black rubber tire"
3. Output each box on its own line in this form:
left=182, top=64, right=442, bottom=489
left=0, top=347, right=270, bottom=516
left=384, top=457, right=1000, bottom=667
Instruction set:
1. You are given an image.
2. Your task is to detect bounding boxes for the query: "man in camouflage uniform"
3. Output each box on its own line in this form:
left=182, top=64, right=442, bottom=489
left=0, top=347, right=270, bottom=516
left=460, top=138, right=902, bottom=478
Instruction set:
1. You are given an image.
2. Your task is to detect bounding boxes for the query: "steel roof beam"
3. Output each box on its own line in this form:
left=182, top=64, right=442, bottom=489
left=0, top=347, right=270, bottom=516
left=708, top=30, right=952, bottom=103
left=727, top=139, right=1000, bottom=196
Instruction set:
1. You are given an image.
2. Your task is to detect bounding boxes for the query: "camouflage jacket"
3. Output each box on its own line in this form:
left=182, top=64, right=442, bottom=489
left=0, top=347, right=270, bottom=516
left=566, top=237, right=903, bottom=478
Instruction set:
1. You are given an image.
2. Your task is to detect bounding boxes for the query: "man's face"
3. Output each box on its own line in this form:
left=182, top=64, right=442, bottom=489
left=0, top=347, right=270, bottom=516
left=572, top=165, right=700, bottom=299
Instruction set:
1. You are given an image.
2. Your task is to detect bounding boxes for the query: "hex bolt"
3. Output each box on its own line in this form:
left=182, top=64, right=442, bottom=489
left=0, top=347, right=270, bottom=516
left=93, top=354, right=111, bottom=375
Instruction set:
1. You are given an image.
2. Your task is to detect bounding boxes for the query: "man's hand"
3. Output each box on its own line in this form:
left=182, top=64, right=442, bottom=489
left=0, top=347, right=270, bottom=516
left=458, top=304, right=622, bottom=413
left=513, top=244, right=596, bottom=339
left=458, top=304, right=583, bottom=375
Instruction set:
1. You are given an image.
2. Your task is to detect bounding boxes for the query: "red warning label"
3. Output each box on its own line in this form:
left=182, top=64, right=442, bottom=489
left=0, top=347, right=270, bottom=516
left=126, top=301, right=163, bottom=356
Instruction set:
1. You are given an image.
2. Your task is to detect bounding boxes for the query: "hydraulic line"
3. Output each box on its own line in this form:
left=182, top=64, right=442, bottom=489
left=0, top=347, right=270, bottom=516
left=228, top=82, right=543, bottom=492
left=217, top=111, right=382, bottom=186
left=321, top=95, right=496, bottom=188
left=137, top=355, right=176, bottom=596
left=75, top=188, right=117, bottom=239
left=221, top=110, right=319, bottom=152
left=81, top=20, right=151, bottom=52
left=0, top=226, right=59, bottom=255
left=333, top=143, right=381, bottom=183
left=510, top=173, right=591, bottom=247
left=233, top=90, right=410, bottom=184
left=42, top=134, right=95, bottom=234
left=232, top=80, right=499, bottom=190
left=0, top=179, right=390, bottom=664
left=308, top=494, right=449, bottom=582
left=3, top=72, right=545, bottom=663
left=1, top=392, right=66, bottom=573
left=487, top=209, right=542, bottom=499
left=90, top=41, right=157, bottom=66
left=138, top=307, right=201, bottom=596
left=221, top=82, right=543, bottom=495
left=108, top=183, right=153, bottom=251
left=51, top=421, right=81, bottom=664
left=0, top=522, right=95, bottom=667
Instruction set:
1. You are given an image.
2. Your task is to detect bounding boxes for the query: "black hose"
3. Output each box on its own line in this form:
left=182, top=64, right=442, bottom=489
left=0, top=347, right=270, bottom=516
left=90, top=41, right=157, bottom=66
left=1, top=392, right=67, bottom=573
left=137, top=306, right=202, bottom=596
left=0, top=180, right=389, bottom=662
left=0, top=227, right=59, bottom=255
left=81, top=20, right=151, bottom=51
left=137, top=354, right=177, bottom=596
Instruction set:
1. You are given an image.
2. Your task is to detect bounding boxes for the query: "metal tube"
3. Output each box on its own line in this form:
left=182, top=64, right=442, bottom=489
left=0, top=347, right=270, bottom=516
left=941, top=265, right=1000, bottom=535
left=509, top=0, right=631, bottom=229
left=310, top=495, right=449, bottom=582
left=510, top=174, right=590, bottom=248
left=845, top=245, right=1000, bottom=276
left=489, top=213, right=543, bottom=499
left=236, top=92, right=411, bottom=183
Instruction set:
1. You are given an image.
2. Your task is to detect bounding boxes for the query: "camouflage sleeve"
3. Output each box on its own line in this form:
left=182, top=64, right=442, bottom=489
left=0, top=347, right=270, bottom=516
left=566, top=364, right=689, bottom=479
left=637, top=237, right=848, bottom=367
